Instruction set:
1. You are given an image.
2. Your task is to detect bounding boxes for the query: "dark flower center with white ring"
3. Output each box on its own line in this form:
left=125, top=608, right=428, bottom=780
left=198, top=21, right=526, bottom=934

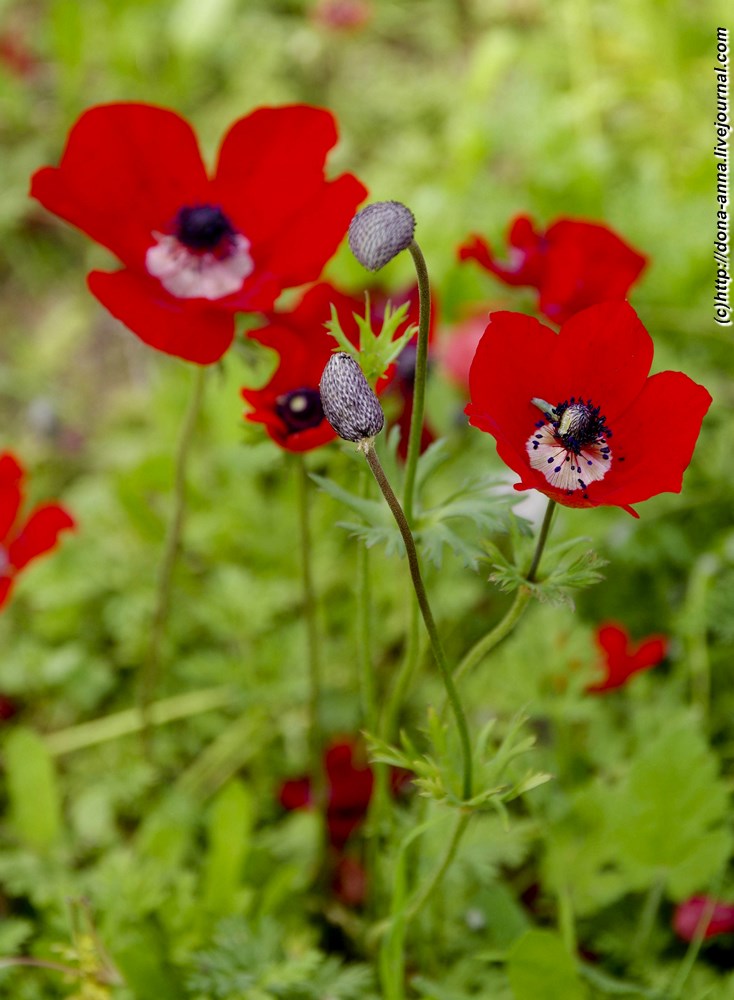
left=275, top=388, right=324, bottom=434
left=175, top=204, right=236, bottom=252
left=527, top=395, right=614, bottom=498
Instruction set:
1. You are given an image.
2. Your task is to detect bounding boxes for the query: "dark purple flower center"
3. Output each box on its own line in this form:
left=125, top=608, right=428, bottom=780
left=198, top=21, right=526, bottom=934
left=275, top=388, right=324, bottom=434
left=175, top=204, right=235, bottom=251
left=551, top=397, right=611, bottom=453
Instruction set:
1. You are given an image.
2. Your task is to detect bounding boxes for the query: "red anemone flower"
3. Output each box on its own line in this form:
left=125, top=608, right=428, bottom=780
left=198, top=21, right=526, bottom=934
left=0, top=452, right=75, bottom=610
left=30, top=103, right=367, bottom=365
left=279, top=738, right=375, bottom=850
left=242, top=282, right=412, bottom=452
left=673, top=896, right=734, bottom=942
left=587, top=622, right=667, bottom=693
left=465, top=302, right=712, bottom=516
left=459, top=215, right=647, bottom=325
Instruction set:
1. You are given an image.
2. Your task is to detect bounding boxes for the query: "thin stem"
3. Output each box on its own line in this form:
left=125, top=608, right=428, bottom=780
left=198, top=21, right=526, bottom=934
left=357, top=466, right=378, bottom=733
left=406, top=812, right=471, bottom=919
left=382, top=598, right=421, bottom=741
left=669, top=893, right=719, bottom=998
left=139, top=364, right=207, bottom=733
left=453, top=499, right=556, bottom=684
left=402, top=240, right=431, bottom=524
left=362, top=442, right=472, bottom=801
left=296, top=455, right=323, bottom=791
left=635, top=878, right=665, bottom=961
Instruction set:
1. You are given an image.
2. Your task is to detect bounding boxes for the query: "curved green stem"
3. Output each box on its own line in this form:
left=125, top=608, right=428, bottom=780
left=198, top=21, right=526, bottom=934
left=406, top=811, right=471, bottom=919
left=296, top=455, right=323, bottom=789
left=402, top=240, right=431, bottom=524
left=453, top=499, right=557, bottom=684
left=362, top=442, right=472, bottom=801
left=139, top=364, right=207, bottom=736
left=357, top=466, right=378, bottom=733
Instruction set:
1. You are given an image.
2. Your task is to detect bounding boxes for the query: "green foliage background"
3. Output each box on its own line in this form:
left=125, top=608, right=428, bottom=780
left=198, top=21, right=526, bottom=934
left=0, top=0, right=732, bottom=997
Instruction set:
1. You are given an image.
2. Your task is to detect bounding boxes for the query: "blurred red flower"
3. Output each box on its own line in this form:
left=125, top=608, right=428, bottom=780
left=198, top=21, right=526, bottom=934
left=437, top=310, right=488, bottom=393
left=279, top=737, right=375, bottom=849
left=673, top=896, right=734, bottom=942
left=459, top=215, right=647, bottom=325
left=587, top=623, right=667, bottom=693
left=0, top=452, right=75, bottom=611
left=30, top=103, right=366, bottom=365
left=242, top=282, right=417, bottom=452
left=465, top=302, right=712, bottom=516
left=312, top=0, right=373, bottom=31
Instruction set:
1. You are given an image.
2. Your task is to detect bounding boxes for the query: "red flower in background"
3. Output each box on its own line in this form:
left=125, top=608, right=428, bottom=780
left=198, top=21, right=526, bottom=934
left=279, top=738, right=375, bottom=849
left=242, top=282, right=419, bottom=452
left=30, top=103, right=366, bottom=365
left=0, top=452, right=75, bottom=611
left=437, top=310, right=489, bottom=393
left=459, top=215, right=647, bottom=325
left=466, top=302, right=711, bottom=516
left=673, top=896, right=734, bottom=942
left=587, top=623, right=667, bottom=693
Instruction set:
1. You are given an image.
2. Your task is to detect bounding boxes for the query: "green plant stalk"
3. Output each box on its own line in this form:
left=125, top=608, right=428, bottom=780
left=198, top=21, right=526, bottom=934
left=669, top=891, right=719, bottom=998
left=405, top=811, right=470, bottom=919
left=402, top=240, right=431, bottom=524
left=139, top=364, right=207, bottom=733
left=454, top=499, right=557, bottom=682
left=44, top=687, right=234, bottom=757
left=357, top=466, right=378, bottom=733
left=635, top=877, right=666, bottom=961
left=361, top=441, right=473, bottom=801
left=296, top=455, right=324, bottom=795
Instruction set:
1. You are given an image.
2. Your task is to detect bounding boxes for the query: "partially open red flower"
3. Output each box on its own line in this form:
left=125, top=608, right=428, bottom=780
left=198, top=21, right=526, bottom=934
left=30, top=103, right=367, bottom=365
left=0, top=452, right=75, bottom=611
left=587, top=623, right=667, bottom=692
left=466, top=302, right=712, bottom=516
left=459, top=215, right=647, bottom=325
left=673, top=896, right=734, bottom=942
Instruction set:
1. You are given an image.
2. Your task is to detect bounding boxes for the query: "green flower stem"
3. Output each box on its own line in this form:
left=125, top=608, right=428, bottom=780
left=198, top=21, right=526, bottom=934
left=45, top=687, right=234, bottom=757
left=357, top=466, right=378, bottom=733
left=139, top=364, right=207, bottom=734
left=669, top=891, right=719, bottom=998
left=382, top=598, right=421, bottom=742
left=361, top=441, right=473, bottom=801
left=406, top=811, right=470, bottom=919
left=402, top=240, right=431, bottom=524
left=453, top=499, right=557, bottom=683
left=635, top=878, right=665, bottom=961
left=296, top=454, right=324, bottom=794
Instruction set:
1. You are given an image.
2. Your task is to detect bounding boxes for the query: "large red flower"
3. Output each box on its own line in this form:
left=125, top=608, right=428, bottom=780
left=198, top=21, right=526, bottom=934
left=587, top=623, right=667, bottom=693
left=0, top=452, right=75, bottom=610
left=459, top=215, right=647, bottom=325
left=466, top=302, right=712, bottom=516
left=30, top=103, right=367, bottom=365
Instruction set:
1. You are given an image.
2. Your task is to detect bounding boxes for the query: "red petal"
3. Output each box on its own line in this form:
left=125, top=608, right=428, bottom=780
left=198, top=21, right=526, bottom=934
left=0, top=576, right=13, bottom=611
left=214, top=105, right=367, bottom=286
left=8, top=503, right=74, bottom=571
left=594, top=370, right=712, bottom=507
left=88, top=269, right=236, bottom=364
left=545, top=302, right=654, bottom=421
left=30, top=103, right=209, bottom=270
left=630, top=635, right=667, bottom=670
left=0, top=452, right=24, bottom=541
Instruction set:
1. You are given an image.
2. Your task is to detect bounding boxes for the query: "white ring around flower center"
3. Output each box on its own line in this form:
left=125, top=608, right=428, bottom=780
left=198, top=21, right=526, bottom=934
left=145, top=233, right=254, bottom=300
left=526, top=422, right=612, bottom=493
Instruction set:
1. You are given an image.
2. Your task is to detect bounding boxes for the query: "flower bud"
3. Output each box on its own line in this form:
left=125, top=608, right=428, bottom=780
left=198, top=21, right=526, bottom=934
left=319, top=353, right=385, bottom=443
left=348, top=201, right=415, bottom=271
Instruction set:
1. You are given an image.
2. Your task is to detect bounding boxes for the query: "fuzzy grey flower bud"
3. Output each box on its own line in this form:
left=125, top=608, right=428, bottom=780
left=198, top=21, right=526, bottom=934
left=319, top=353, right=385, bottom=443
left=348, top=201, right=415, bottom=271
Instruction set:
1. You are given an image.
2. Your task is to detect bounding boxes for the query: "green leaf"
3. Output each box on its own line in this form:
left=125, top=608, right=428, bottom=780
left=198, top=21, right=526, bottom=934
left=202, top=779, right=254, bottom=916
left=606, top=714, right=732, bottom=898
left=3, top=727, right=62, bottom=851
left=506, top=929, right=586, bottom=1000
